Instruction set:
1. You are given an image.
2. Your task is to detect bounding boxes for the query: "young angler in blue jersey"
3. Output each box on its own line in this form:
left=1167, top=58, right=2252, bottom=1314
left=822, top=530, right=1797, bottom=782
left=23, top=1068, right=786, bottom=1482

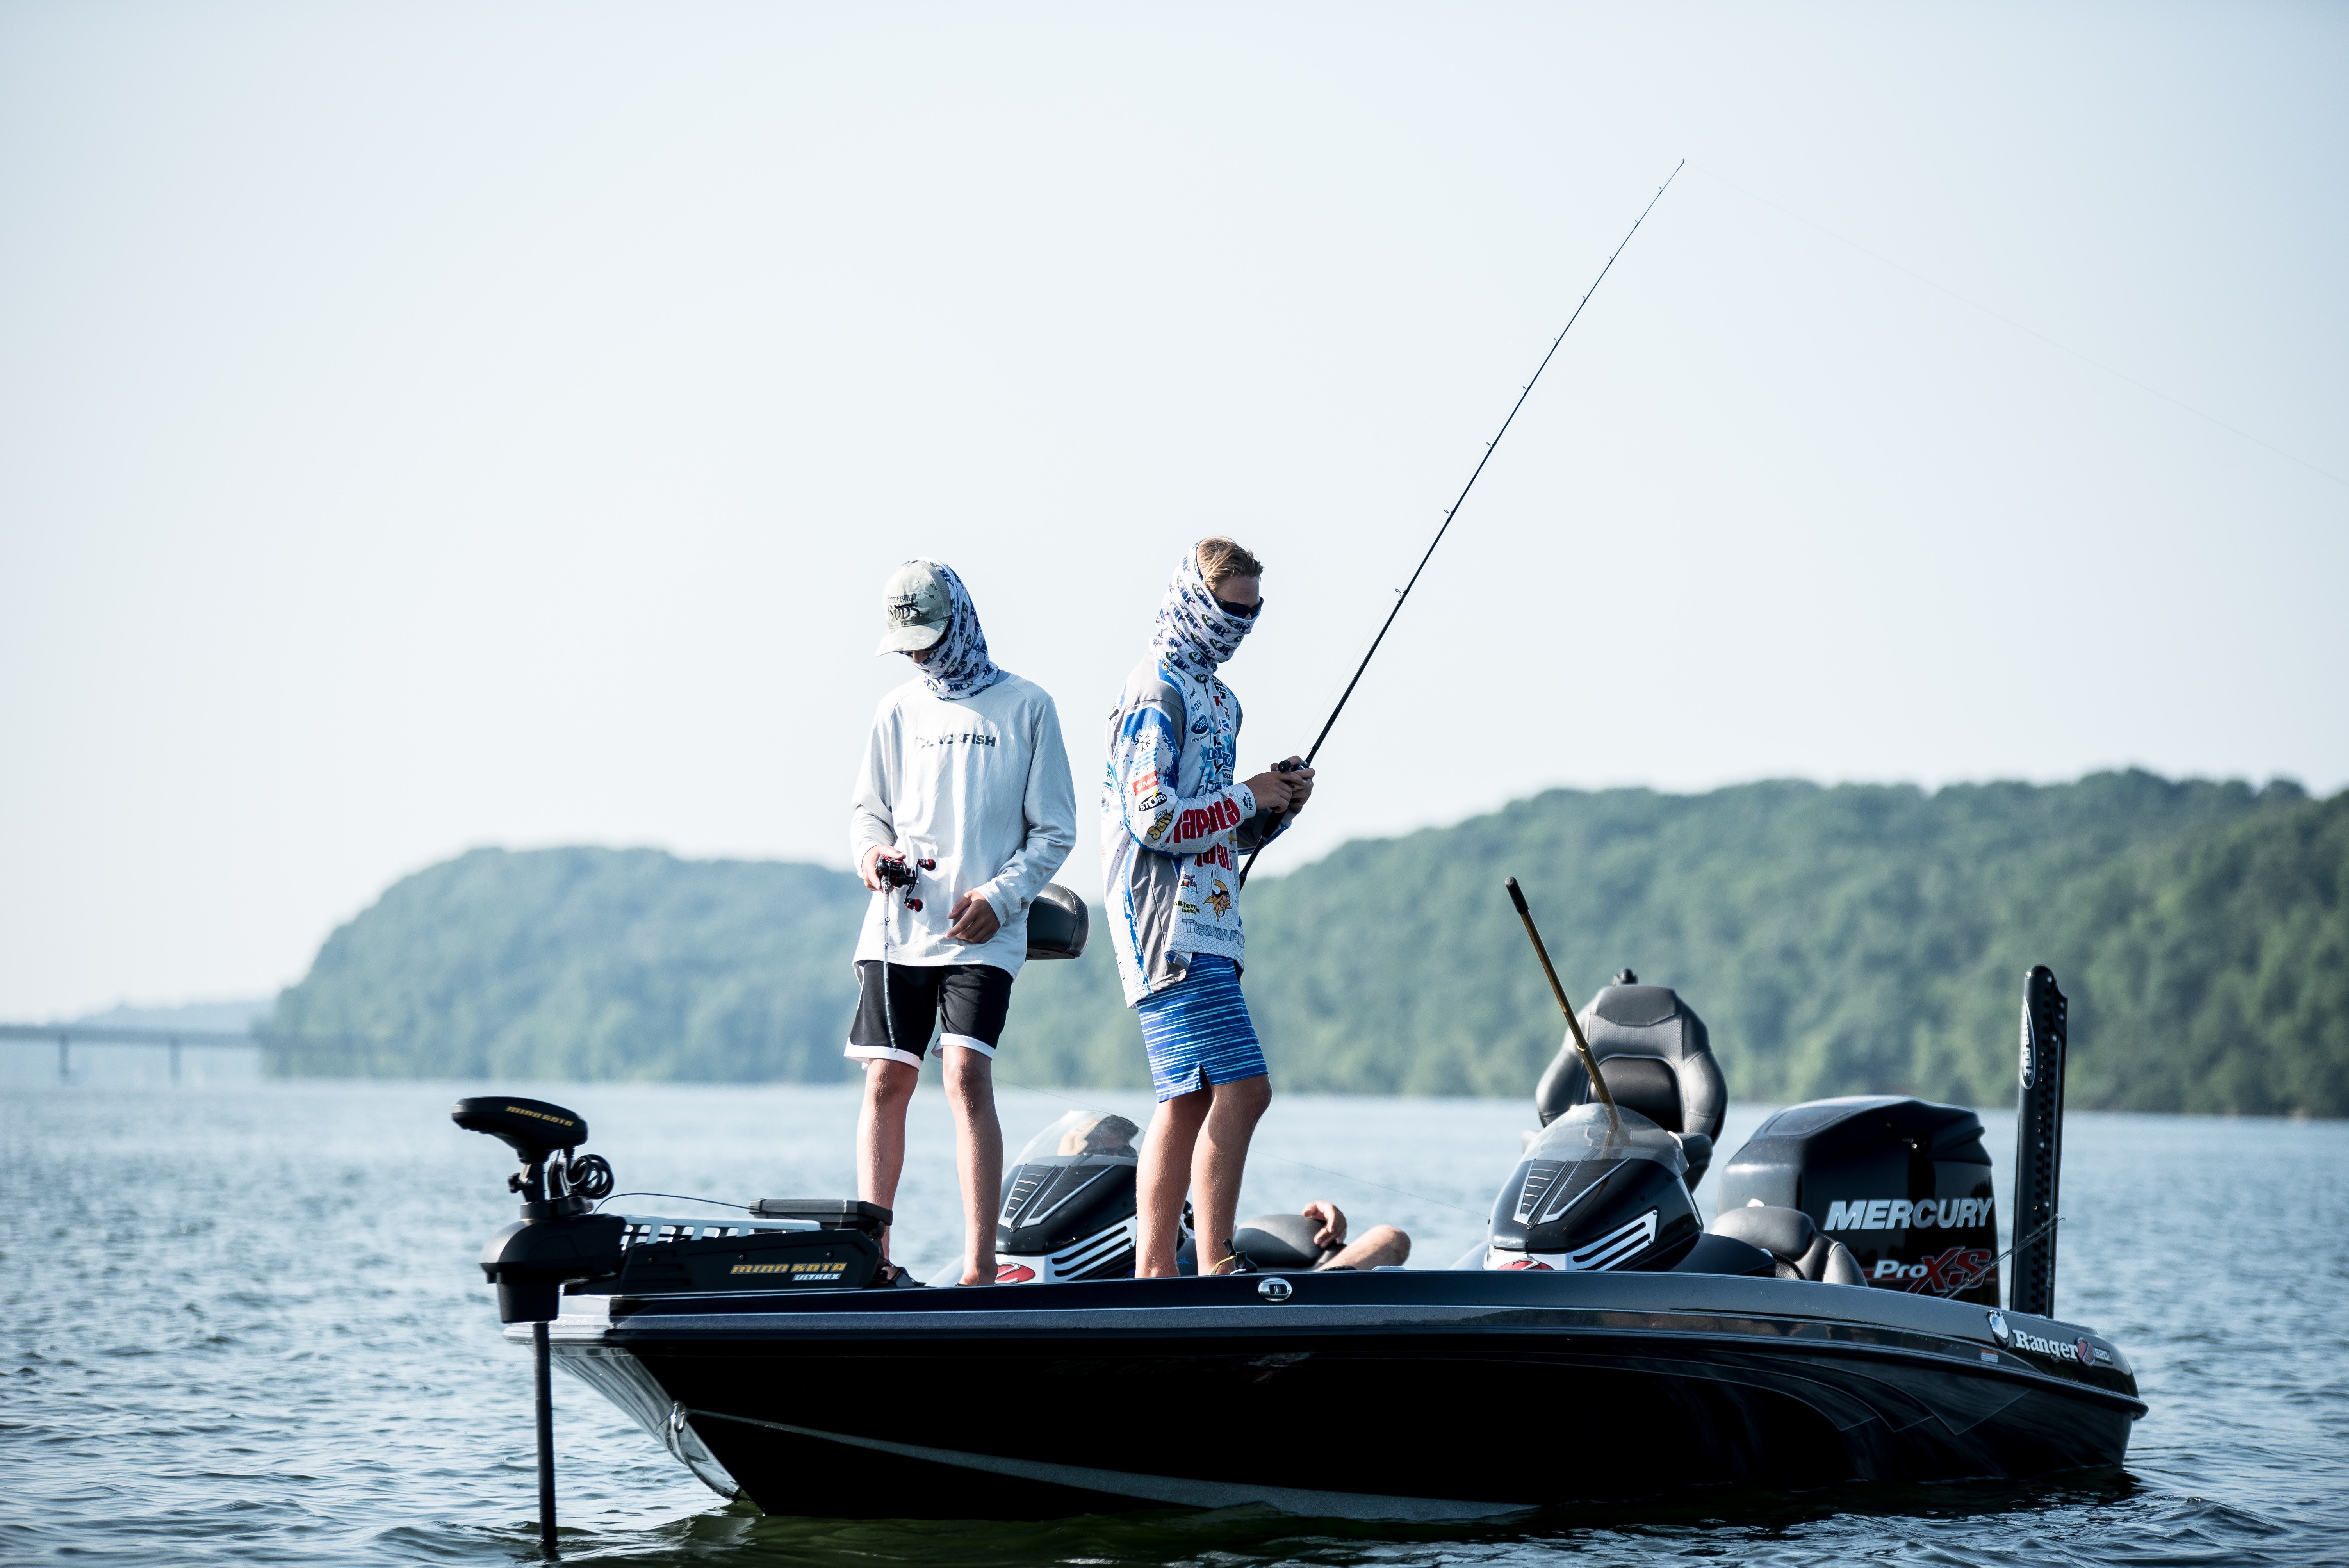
left=1101, top=539, right=1315, bottom=1278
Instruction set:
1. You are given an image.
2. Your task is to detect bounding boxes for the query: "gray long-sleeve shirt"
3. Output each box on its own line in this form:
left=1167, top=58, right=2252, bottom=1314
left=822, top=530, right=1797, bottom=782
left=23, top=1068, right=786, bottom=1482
left=848, top=671, right=1076, bottom=976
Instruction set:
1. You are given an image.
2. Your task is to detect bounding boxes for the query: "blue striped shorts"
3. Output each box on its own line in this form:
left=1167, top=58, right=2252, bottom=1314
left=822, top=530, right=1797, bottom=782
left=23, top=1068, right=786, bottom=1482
left=1135, top=955, right=1269, bottom=1102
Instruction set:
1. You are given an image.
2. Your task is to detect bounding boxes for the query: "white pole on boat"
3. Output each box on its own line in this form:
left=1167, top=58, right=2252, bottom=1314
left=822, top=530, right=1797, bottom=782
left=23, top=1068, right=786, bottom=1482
left=1506, top=877, right=1622, bottom=1135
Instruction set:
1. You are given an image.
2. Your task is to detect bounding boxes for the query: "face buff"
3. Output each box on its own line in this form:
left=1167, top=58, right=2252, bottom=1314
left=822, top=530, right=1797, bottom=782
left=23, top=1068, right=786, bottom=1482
left=1148, top=545, right=1257, bottom=682
left=907, top=560, right=1006, bottom=700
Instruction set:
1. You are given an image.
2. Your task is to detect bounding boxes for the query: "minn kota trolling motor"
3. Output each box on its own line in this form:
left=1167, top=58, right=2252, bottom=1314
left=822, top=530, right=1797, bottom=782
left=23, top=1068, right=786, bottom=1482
left=454, top=1096, right=625, bottom=1559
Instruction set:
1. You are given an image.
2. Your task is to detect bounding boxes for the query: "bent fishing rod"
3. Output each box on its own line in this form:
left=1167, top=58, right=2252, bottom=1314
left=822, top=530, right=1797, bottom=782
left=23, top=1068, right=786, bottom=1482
left=1238, top=159, right=1683, bottom=889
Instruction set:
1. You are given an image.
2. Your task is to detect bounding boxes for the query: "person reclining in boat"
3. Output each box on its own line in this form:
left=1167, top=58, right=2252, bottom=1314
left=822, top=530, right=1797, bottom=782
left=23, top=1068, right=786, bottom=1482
left=1228, top=1201, right=1411, bottom=1272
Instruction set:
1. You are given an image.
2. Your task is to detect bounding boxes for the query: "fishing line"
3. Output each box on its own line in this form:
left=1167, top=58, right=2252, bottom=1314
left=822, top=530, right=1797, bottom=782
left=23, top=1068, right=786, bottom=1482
left=1690, top=162, right=2347, bottom=491
left=1239, top=159, right=1685, bottom=887
left=593, top=1191, right=750, bottom=1213
left=1992, top=1212, right=2062, bottom=1272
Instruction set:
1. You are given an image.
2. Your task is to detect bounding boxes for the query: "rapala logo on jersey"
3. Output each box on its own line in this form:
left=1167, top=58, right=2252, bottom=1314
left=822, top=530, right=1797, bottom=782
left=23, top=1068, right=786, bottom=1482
left=1175, top=798, right=1243, bottom=840
left=1824, top=1197, right=1993, bottom=1231
left=1194, top=843, right=1234, bottom=871
left=1871, top=1245, right=1995, bottom=1296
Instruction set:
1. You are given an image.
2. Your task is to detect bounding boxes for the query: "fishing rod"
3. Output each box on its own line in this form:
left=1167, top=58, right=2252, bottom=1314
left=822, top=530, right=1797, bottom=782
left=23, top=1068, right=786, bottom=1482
left=1505, top=876, right=1621, bottom=1135
left=1238, top=159, right=1684, bottom=888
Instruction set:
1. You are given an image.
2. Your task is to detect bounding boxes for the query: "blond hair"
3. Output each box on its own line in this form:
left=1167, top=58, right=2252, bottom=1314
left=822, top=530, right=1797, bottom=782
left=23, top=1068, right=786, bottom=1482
left=1196, top=537, right=1264, bottom=590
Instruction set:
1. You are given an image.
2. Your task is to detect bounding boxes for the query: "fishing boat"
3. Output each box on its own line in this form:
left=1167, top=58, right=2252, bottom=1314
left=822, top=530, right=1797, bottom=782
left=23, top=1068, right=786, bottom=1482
left=459, top=965, right=2138, bottom=1521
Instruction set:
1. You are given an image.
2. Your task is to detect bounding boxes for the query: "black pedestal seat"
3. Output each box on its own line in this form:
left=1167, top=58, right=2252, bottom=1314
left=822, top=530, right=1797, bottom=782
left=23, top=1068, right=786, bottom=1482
left=1534, top=980, right=1726, bottom=1185
left=1709, top=1203, right=1867, bottom=1284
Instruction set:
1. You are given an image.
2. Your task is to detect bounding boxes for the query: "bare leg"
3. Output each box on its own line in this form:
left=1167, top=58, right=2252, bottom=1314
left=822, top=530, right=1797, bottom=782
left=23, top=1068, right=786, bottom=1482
left=1136, top=1090, right=1210, bottom=1277
left=1191, top=1073, right=1272, bottom=1274
left=942, top=1047, right=1002, bottom=1285
left=856, top=1058, right=919, bottom=1262
left=1317, top=1224, right=1412, bottom=1270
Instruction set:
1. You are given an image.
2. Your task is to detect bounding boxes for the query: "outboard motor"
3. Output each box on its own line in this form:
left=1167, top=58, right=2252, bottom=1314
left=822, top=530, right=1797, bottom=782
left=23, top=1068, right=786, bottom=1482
left=1715, top=1096, right=2000, bottom=1304
left=1535, top=976, right=1725, bottom=1187
left=1483, top=1103, right=1704, bottom=1271
left=995, top=1110, right=1148, bottom=1282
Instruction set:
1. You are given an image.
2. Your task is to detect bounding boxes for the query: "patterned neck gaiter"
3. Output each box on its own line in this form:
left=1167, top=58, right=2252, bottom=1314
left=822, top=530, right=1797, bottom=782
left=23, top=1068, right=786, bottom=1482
left=1148, top=545, right=1257, bottom=682
left=910, top=561, right=1006, bottom=700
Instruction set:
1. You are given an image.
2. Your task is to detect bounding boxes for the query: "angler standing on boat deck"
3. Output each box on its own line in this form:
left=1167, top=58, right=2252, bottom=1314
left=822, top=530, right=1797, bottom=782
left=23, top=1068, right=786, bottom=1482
left=1104, top=538, right=1315, bottom=1277
left=850, top=559, right=1076, bottom=1285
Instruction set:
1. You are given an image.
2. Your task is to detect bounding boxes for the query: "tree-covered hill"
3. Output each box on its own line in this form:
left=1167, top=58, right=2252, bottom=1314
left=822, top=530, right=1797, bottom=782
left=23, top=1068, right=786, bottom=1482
left=270, top=772, right=2346, bottom=1115
left=272, top=849, right=870, bottom=1082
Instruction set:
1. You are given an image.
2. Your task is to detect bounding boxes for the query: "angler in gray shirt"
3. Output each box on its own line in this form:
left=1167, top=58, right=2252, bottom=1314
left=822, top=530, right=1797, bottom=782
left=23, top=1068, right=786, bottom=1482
left=849, top=559, right=1076, bottom=1285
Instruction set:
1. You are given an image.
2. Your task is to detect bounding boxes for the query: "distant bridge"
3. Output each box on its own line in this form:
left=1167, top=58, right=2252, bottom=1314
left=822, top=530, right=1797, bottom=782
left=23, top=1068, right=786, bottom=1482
left=0, top=1023, right=408, bottom=1082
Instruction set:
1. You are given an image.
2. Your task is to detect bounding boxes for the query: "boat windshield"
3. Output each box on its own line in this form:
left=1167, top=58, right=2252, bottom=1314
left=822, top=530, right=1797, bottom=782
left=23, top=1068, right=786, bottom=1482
left=1012, top=1109, right=1144, bottom=1167
left=1523, top=1102, right=1687, bottom=1176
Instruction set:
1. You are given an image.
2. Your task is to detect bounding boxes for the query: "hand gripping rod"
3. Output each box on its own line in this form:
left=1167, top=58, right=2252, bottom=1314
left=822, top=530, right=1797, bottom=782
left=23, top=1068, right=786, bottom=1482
left=1237, top=160, right=1683, bottom=889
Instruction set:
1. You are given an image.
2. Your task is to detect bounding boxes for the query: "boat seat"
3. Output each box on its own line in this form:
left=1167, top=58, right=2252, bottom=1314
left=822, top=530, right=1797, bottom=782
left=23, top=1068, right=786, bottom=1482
left=1534, top=976, right=1727, bottom=1185
left=1232, top=1212, right=1335, bottom=1270
left=1709, top=1203, right=1866, bottom=1285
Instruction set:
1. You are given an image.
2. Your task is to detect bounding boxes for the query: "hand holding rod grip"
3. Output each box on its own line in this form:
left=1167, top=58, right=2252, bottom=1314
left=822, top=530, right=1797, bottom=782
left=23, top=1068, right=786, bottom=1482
left=1505, top=877, right=1622, bottom=1133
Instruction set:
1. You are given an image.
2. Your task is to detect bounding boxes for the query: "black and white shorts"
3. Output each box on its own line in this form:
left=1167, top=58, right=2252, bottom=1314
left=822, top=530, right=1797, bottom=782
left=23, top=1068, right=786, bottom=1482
left=845, top=961, right=1014, bottom=1067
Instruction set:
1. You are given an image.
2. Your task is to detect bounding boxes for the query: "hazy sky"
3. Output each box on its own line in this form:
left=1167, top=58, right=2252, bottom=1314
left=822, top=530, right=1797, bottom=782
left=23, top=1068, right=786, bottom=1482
left=3, top=2, right=2343, bottom=1021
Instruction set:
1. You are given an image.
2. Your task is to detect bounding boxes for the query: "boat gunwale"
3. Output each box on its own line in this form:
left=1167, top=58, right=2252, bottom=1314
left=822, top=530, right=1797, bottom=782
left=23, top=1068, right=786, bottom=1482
left=536, top=1274, right=2144, bottom=1418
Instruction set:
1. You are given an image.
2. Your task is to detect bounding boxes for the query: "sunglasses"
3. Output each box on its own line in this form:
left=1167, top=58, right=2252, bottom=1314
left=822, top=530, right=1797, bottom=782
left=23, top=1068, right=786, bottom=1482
left=1215, top=594, right=1263, bottom=620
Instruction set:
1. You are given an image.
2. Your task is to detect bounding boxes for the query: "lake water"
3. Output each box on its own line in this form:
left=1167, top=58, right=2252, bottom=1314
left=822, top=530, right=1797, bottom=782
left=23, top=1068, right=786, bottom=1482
left=4, top=1076, right=2345, bottom=1566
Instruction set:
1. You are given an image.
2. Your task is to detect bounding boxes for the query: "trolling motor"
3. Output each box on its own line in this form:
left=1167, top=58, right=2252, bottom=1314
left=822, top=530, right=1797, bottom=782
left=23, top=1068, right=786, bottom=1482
left=454, top=1096, right=626, bottom=1560
left=456, top=1097, right=626, bottom=1322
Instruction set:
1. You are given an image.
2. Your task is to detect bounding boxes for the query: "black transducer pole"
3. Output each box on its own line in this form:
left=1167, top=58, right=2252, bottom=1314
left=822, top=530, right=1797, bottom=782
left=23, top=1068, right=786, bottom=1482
left=532, top=1320, right=558, bottom=1557
left=2010, top=964, right=2067, bottom=1318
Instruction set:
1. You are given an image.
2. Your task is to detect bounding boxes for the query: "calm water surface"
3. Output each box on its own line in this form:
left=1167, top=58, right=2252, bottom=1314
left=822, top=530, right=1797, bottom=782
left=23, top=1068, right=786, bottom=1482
left=4, top=1079, right=2344, bottom=1565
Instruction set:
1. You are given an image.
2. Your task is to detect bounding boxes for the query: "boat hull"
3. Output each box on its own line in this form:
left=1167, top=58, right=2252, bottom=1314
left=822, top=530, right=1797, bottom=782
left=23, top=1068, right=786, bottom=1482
left=542, top=1270, right=2142, bottom=1520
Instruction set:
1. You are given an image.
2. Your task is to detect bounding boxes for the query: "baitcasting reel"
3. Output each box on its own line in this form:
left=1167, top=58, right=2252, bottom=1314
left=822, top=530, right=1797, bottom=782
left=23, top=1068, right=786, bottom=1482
left=875, top=854, right=937, bottom=911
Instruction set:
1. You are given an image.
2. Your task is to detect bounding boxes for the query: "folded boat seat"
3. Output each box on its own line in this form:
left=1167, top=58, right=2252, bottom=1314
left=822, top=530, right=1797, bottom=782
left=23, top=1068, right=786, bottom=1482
left=1534, top=976, right=1727, bottom=1185
left=1709, top=1203, right=1866, bottom=1284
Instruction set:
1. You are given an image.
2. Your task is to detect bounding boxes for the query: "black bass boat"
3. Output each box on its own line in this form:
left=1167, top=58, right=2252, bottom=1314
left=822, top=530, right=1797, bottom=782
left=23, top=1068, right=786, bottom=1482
left=458, top=965, right=2138, bottom=1522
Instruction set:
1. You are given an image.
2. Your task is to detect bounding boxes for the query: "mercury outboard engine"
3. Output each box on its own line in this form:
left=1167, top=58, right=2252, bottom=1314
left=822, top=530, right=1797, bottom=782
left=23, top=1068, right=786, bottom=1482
left=1483, top=1103, right=1705, bottom=1271
left=1715, top=1096, right=2000, bottom=1304
left=995, top=1110, right=1149, bottom=1282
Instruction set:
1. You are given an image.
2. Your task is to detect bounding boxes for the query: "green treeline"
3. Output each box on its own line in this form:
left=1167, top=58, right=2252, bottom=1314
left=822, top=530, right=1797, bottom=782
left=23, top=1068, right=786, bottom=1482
left=271, top=771, right=2347, bottom=1115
